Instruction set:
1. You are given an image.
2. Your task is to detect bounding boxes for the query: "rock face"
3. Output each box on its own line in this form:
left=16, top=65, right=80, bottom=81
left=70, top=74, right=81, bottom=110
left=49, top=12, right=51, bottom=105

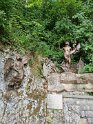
left=0, top=90, right=46, bottom=124
left=0, top=51, right=47, bottom=124
left=42, top=58, right=56, bottom=78
left=0, top=50, right=93, bottom=124
left=4, top=52, right=33, bottom=89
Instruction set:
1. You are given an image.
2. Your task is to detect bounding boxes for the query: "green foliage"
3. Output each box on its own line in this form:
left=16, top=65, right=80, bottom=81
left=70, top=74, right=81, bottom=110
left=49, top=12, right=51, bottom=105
left=0, top=10, right=6, bottom=41
left=0, top=0, right=93, bottom=72
left=88, top=92, right=93, bottom=96
left=81, top=64, right=93, bottom=73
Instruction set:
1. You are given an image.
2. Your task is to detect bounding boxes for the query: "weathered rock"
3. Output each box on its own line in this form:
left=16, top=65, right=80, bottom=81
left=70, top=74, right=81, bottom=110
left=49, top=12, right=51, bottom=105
left=0, top=90, right=46, bottom=124
left=77, top=58, right=84, bottom=73
left=42, top=58, right=56, bottom=78
left=4, top=58, right=14, bottom=79
left=60, top=72, right=77, bottom=83
left=47, top=73, right=65, bottom=92
left=0, top=51, right=47, bottom=124
left=22, top=52, right=33, bottom=65
left=48, top=72, right=93, bottom=92
left=46, top=109, right=64, bottom=124
left=4, top=55, right=24, bottom=88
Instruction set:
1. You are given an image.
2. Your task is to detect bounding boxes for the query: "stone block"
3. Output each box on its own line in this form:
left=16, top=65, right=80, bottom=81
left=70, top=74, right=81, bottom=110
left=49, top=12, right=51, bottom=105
left=60, top=72, right=77, bottom=84
left=63, top=94, right=93, bottom=124
left=85, top=111, right=93, bottom=118
left=47, top=93, right=63, bottom=109
left=80, top=111, right=86, bottom=117
left=60, top=72, right=93, bottom=85
left=48, top=72, right=93, bottom=92
left=47, top=73, right=64, bottom=92
left=80, top=118, right=88, bottom=124
left=88, top=118, right=93, bottom=124
left=80, top=105, right=93, bottom=111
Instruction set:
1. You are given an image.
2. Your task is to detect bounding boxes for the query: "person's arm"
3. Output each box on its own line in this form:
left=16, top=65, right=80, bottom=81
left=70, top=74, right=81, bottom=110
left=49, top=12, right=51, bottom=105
left=70, top=47, right=76, bottom=54
left=70, top=43, right=80, bottom=54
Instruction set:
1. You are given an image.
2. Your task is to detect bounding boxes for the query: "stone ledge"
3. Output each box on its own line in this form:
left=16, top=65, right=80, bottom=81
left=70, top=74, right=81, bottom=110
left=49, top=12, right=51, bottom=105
left=61, top=72, right=93, bottom=84
left=48, top=72, right=93, bottom=92
left=63, top=94, right=93, bottom=99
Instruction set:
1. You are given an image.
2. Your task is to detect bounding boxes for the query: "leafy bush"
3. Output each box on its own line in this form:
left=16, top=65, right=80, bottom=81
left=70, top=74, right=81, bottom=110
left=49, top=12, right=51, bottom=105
left=0, top=0, right=93, bottom=72
left=81, top=64, right=93, bottom=73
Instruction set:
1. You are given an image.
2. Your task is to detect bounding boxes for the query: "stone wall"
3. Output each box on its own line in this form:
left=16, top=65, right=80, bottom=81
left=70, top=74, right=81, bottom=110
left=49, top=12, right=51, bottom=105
left=63, top=95, right=93, bottom=124
left=46, top=93, right=93, bottom=124
left=46, top=72, right=93, bottom=124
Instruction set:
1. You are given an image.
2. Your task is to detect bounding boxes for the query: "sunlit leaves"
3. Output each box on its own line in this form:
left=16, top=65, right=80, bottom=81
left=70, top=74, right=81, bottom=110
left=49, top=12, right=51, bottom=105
left=25, top=0, right=42, bottom=8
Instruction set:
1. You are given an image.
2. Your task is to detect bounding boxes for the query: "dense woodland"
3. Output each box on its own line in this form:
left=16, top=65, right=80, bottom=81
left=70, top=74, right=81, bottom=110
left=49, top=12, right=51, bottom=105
left=0, top=0, right=93, bottom=72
